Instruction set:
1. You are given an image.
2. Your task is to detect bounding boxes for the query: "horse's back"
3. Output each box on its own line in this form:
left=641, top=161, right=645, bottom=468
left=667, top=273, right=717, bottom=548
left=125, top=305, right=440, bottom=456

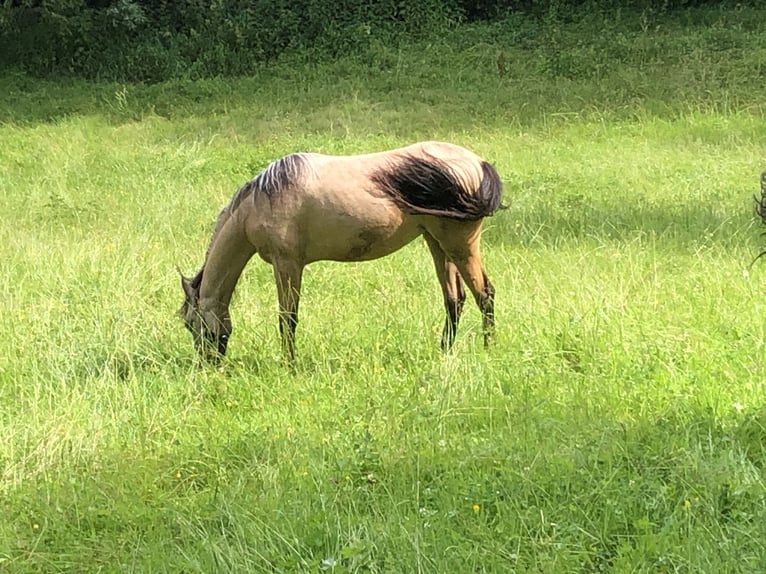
left=307, top=141, right=485, bottom=194
left=243, top=142, right=497, bottom=263
left=246, top=149, right=418, bottom=263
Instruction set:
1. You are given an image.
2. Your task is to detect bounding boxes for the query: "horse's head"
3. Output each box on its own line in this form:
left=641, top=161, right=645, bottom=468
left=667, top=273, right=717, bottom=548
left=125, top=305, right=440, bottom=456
left=179, top=270, right=231, bottom=362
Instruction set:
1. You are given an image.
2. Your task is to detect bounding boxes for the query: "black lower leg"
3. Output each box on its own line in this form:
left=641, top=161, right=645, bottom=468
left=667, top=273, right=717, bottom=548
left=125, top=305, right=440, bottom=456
left=481, top=277, right=495, bottom=347
left=442, top=277, right=466, bottom=351
left=279, top=311, right=299, bottom=362
left=441, top=294, right=466, bottom=351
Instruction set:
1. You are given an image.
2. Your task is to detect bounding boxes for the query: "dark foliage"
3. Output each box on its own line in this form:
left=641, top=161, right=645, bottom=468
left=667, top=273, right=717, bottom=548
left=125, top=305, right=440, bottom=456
left=0, top=0, right=750, bottom=80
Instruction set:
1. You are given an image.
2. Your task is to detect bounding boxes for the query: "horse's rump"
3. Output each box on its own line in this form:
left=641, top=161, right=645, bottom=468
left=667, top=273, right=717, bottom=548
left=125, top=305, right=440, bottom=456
left=371, top=153, right=504, bottom=221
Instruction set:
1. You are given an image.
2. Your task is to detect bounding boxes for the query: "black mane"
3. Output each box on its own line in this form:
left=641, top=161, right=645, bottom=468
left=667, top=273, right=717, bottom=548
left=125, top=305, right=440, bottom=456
left=251, top=153, right=309, bottom=197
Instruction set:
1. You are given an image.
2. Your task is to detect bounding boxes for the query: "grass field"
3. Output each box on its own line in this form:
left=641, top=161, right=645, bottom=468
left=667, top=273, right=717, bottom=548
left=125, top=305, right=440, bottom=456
left=2, top=6, right=766, bottom=573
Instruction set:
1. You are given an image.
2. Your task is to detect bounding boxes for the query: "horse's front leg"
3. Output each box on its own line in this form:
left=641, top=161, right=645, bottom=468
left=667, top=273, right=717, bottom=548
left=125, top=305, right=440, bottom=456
left=273, top=260, right=304, bottom=365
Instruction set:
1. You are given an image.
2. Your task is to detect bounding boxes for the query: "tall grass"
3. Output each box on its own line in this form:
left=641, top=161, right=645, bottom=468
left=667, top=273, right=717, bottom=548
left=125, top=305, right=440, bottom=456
left=1, top=6, right=766, bottom=573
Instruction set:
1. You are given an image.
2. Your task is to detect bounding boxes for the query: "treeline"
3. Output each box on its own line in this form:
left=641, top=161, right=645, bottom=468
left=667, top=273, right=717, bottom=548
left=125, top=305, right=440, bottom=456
left=0, top=0, right=732, bottom=81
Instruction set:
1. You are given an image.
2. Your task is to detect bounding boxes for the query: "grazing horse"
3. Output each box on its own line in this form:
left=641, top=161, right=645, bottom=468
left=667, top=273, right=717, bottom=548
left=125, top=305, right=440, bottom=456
left=180, top=141, right=504, bottom=363
left=754, top=171, right=766, bottom=259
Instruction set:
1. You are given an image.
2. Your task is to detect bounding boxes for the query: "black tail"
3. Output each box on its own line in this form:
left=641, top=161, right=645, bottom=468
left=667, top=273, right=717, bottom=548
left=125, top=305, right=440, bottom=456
left=373, top=155, right=504, bottom=221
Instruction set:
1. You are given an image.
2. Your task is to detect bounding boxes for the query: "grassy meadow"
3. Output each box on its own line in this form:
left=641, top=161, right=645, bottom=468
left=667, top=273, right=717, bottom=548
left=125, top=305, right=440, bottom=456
left=2, top=6, right=766, bottom=572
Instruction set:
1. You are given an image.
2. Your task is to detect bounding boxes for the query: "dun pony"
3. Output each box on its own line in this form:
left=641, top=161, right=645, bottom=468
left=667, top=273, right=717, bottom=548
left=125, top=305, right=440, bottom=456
left=179, top=141, right=504, bottom=364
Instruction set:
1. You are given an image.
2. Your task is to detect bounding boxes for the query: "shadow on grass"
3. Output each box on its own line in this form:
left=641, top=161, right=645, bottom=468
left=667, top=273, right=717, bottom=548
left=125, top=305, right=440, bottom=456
left=3, top=5, right=766, bottom=130
left=0, top=74, right=248, bottom=125
left=3, top=401, right=766, bottom=572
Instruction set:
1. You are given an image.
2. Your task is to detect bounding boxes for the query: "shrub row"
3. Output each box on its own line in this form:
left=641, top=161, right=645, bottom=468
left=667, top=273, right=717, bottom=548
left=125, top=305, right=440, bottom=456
left=0, top=0, right=734, bottom=81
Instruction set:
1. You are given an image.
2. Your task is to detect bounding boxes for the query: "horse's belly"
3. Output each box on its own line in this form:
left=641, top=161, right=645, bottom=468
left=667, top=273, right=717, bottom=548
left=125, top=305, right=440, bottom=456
left=303, top=205, right=421, bottom=263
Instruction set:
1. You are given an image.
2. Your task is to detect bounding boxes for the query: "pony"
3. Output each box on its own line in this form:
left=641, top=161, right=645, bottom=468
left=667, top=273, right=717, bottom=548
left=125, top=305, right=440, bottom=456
left=753, top=171, right=766, bottom=261
left=179, top=141, right=504, bottom=364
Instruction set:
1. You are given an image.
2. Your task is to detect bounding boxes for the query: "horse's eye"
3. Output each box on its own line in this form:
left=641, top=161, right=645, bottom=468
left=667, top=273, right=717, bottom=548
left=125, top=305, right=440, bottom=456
left=220, top=333, right=229, bottom=342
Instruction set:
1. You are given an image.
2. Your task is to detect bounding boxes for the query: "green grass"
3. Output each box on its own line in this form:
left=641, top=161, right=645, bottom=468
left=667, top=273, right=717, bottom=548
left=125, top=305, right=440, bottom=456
left=2, top=6, right=766, bottom=573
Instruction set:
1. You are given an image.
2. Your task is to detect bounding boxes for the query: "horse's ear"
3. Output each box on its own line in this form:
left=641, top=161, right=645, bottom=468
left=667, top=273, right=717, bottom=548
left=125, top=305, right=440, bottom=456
left=178, top=268, right=196, bottom=301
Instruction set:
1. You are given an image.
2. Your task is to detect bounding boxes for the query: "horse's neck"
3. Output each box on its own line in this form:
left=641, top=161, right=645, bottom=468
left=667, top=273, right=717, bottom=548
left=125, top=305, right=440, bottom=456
left=199, top=213, right=256, bottom=311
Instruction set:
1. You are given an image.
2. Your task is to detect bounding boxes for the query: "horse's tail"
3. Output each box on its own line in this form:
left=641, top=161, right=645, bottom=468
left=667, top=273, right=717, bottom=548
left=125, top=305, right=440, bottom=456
left=372, top=155, right=505, bottom=221
left=476, top=161, right=506, bottom=217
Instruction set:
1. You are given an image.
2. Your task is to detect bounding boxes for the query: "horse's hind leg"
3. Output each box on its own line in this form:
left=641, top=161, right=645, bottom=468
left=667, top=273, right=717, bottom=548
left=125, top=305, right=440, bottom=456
left=423, top=232, right=465, bottom=350
left=436, top=223, right=496, bottom=348
left=273, top=260, right=304, bottom=364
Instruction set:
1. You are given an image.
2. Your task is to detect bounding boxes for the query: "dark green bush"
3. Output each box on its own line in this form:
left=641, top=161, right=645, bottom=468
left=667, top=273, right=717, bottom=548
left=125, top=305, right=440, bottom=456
left=0, top=0, right=463, bottom=79
left=0, top=0, right=754, bottom=81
